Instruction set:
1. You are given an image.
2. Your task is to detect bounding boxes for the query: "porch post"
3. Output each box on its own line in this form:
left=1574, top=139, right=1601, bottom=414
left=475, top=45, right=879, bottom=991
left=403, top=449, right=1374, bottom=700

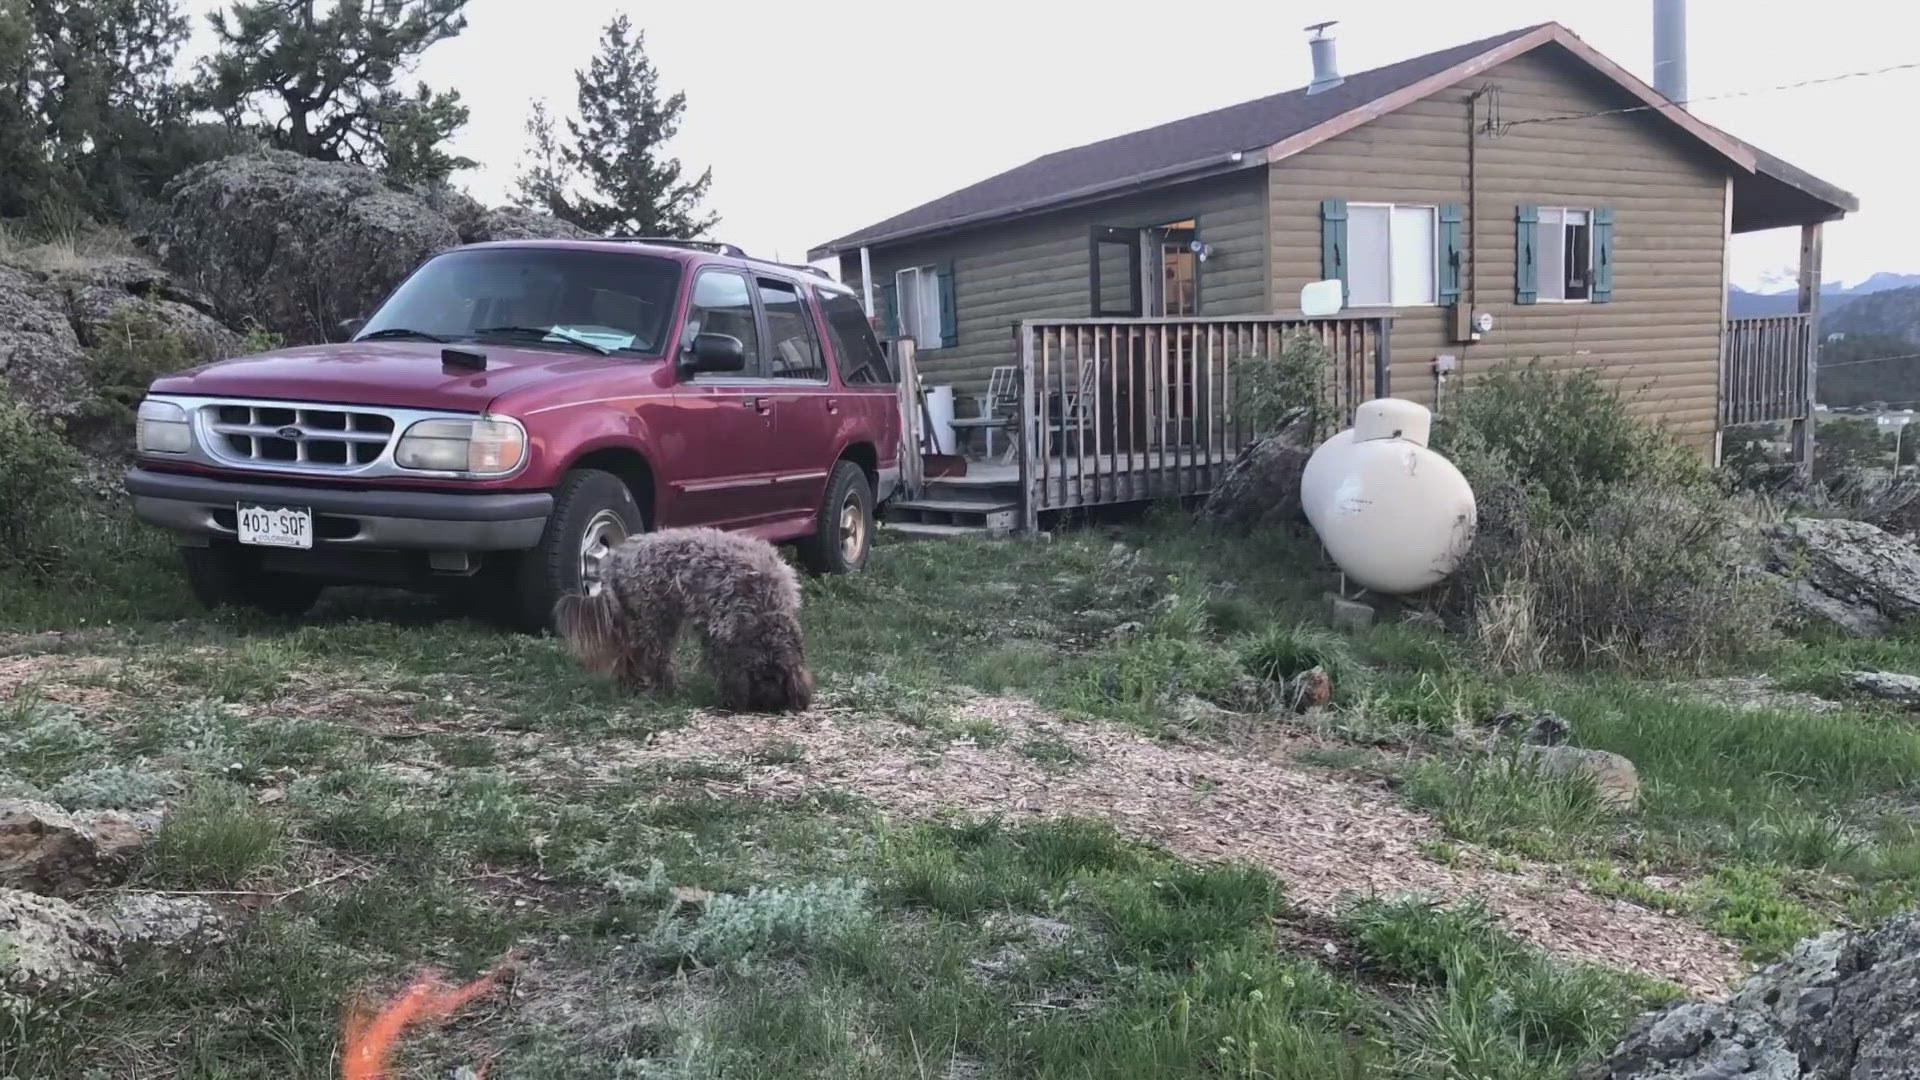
left=859, top=246, right=875, bottom=318
left=1792, top=221, right=1823, bottom=475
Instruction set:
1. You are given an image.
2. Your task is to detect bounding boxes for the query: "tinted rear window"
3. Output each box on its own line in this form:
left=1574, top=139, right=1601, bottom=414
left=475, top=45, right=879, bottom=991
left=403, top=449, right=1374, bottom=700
left=817, top=289, right=894, bottom=384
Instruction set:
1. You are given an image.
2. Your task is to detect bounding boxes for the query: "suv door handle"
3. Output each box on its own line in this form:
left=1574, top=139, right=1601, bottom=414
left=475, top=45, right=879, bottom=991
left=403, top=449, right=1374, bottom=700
left=744, top=396, right=770, bottom=413
left=825, top=397, right=839, bottom=413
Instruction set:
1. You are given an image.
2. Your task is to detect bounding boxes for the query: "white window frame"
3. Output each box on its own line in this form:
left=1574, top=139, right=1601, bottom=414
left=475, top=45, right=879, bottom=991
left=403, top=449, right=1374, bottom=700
left=1536, top=207, right=1596, bottom=304
left=1345, top=202, right=1439, bottom=309
left=894, top=266, right=943, bottom=350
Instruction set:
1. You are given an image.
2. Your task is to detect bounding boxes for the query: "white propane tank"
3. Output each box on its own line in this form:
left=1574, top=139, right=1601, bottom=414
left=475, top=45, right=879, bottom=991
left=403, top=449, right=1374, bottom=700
left=1300, top=399, right=1476, bottom=595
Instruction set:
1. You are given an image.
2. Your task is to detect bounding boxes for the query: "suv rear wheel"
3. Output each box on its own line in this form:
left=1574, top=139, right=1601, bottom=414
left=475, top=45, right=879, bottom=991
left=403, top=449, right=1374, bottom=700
left=496, top=468, right=645, bottom=631
left=797, top=460, right=873, bottom=575
left=180, top=547, right=325, bottom=619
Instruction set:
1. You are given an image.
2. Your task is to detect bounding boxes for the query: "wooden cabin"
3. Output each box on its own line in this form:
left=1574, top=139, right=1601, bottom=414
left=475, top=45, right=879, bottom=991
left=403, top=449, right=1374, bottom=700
left=812, top=22, right=1855, bottom=533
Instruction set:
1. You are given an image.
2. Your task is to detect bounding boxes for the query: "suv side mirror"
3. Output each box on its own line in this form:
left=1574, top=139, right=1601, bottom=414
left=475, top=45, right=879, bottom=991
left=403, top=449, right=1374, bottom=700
left=685, top=332, right=746, bottom=373
left=334, top=317, right=367, bottom=343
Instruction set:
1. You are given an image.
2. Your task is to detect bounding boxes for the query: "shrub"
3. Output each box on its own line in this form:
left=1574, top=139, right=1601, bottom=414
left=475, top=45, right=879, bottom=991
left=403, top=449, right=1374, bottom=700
left=0, top=391, right=81, bottom=562
left=1234, top=329, right=1333, bottom=430
left=652, top=878, right=874, bottom=963
left=1433, top=360, right=1710, bottom=518
left=81, top=309, right=196, bottom=433
left=1436, top=363, right=1777, bottom=671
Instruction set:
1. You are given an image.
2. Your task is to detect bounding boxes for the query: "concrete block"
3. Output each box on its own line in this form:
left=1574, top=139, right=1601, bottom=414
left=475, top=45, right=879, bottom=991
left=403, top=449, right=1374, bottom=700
left=1324, top=592, right=1375, bottom=633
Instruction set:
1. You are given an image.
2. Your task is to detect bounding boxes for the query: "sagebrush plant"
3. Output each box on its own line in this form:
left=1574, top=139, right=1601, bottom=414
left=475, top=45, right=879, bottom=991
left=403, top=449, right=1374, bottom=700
left=0, top=391, right=82, bottom=561
left=651, top=878, right=873, bottom=963
left=1435, top=362, right=1778, bottom=670
left=45, top=763, right=178, bottom=809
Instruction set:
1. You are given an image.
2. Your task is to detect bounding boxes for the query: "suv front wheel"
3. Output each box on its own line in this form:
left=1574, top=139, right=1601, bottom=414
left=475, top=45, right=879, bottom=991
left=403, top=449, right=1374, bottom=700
left=500, top=468, right=645, bottom=631
left=797, top=460, right=873, bottom=575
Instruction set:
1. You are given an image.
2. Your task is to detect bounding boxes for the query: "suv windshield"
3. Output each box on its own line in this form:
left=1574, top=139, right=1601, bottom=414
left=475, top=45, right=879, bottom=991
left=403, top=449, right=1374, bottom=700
left=360, top=247, right=681, bottom=356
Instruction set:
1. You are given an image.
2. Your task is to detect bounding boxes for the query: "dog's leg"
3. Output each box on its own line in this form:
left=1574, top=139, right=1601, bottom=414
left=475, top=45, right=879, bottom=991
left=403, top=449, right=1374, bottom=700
left=615, top=612, right=679, bottom=694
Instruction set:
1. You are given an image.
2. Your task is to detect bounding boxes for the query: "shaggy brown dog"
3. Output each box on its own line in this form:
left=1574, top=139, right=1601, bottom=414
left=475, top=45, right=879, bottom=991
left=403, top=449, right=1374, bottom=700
left=554, top=528, right=814, bottom=713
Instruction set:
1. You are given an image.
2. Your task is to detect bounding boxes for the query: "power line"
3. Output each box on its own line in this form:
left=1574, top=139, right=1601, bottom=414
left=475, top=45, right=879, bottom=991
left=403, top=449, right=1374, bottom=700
left=1820, top=351, right=1920, bottom=370
left=1501, top=59, right=1920, bottom=129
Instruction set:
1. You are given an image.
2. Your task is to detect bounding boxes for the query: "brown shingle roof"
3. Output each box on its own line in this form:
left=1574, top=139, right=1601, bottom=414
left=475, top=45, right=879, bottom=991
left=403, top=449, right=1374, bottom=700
left=813, top=25, right=1549, bottom=256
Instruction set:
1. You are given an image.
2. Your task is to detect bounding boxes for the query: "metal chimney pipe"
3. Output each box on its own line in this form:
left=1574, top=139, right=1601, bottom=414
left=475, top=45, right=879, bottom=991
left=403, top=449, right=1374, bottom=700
left=1306, top=21, right=1344, bottom=95
left=1653, top=0, right=1688, bottom=106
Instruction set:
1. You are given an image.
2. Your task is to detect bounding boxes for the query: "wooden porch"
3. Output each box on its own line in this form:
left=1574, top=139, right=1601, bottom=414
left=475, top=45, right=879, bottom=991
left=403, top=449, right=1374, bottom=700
left=884, top=314, right=1393, bottom=536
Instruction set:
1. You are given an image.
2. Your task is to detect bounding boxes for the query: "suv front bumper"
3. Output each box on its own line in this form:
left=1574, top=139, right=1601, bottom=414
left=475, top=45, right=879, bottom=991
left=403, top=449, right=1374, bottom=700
left=125, top=468, right=553, bottom=551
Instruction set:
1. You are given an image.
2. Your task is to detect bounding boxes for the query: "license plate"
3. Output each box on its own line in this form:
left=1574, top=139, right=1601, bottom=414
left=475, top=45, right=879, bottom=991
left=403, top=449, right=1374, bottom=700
left=235, top=504, right=313, bottom=549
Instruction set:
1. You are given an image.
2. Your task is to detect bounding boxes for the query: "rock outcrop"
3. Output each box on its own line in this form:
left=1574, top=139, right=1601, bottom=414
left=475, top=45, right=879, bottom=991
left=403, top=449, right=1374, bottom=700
left=0, top=263, right=88, bottom=418
left=154, top=152, right=595, bottom=343
left=0, top=799, right=151, bottom=897
left=1766, top=517, right=1920, bottom=636
left=0, top=887, right=117, bottom=996
left=1850, top=670, right=1920, bottom=706
left=1587, top=911, right=1920, bottom=1078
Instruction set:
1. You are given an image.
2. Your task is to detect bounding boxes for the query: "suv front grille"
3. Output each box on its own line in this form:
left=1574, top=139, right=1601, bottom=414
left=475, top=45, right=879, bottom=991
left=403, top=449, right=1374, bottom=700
left=205, top=404, right=397, bottom=470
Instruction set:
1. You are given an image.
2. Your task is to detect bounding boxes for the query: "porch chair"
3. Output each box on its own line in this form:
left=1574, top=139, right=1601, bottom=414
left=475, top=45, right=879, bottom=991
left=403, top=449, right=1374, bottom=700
left=948, top=365, right=1019, bottom=460
left=1030, top=361, right=1100, bottom=465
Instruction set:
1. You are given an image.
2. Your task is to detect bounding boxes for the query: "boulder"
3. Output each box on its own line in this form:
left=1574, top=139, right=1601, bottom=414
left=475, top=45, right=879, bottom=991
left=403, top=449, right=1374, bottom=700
left=155, top=150, right=461, bottom=343
left=95, top=894, right=227, bottom=961
left=1767, top=518, right=1920, bottom=636
left=1199, top=417, right=1314, bottom=534
left=1517, top=745, right=1639, bottom=810
left=1850, top=671, right=1920, bottom=706
left=460, top=206, right=594, bottom=244
left=1587, top=911, right=1920, bottom=1079
left=0, top=799, right=151, bottom=897
left=0, top=263, right=87, bottom=418
left=153, top=152, right=601, bottom=344
left=0, top=887, right=115, bottom=996
left=52, top=256, right=242, bottom=362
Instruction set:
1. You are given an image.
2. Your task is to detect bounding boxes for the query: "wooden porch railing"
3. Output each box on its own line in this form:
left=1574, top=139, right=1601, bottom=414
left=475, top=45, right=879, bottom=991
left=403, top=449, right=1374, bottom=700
left=1722, top=313, right=1812, bottom=427
left=1016, top=314, right=1393, bottom=529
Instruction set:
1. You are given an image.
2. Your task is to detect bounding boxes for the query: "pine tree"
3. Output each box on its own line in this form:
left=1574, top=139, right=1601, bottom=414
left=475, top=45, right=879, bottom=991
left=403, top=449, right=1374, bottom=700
left=510, top=99, right=569, bottom=218
left=516, top=15, right=715, bottom=238
left=1, top=0, right=193, bottom=216
left=198, top=0, right=472, bottom=176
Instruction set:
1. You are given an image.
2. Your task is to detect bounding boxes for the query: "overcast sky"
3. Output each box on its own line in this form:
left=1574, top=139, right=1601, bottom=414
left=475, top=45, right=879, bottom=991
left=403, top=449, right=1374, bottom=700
left=186, top=0, right=1919, bottom=291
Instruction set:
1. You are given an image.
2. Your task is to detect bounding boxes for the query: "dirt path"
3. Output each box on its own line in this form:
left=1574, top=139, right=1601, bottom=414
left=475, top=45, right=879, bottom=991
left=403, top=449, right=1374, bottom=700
left=563, top=696, right=1747, bottom=997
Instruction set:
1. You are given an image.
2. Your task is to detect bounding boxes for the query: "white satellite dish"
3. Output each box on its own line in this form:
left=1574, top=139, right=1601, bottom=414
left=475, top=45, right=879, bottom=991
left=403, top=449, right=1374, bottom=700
left=1300, top=279, right=1344, bottom=318
left=1300, top=399, right=1476, bottom=595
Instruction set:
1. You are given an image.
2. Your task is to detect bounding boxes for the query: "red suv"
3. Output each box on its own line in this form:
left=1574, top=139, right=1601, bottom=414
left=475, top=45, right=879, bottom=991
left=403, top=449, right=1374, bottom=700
left=124, top=239, right=902, bottom=628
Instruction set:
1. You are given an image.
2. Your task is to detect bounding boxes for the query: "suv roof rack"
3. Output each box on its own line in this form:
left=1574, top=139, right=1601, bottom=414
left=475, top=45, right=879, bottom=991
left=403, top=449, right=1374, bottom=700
left=606, top=236, right=749, bottom=258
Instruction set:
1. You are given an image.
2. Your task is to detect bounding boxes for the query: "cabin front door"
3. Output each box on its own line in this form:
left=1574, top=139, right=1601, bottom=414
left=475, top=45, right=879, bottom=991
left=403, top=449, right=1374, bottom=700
left=1089, top=226, right=1147, bottom=454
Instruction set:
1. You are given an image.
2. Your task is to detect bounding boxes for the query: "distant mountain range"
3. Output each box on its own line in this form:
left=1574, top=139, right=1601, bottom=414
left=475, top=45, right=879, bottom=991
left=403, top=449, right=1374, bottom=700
left=1728, top=273, right=1920, bottom=318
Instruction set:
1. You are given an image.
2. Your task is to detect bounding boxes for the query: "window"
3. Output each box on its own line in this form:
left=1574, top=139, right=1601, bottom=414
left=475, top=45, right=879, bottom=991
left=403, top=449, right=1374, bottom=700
left=1536, top=208, right=1594, bottom=302
left=681, top=270, right=760, bottom=374
left=361, top=248, right=681, bottom=354
left=1346, top=204, right=1437, bottom=307
left=757, top=277, right=827, bottom=380
left=893, top=266, right=944, bottom=350
left=817, top=289, right=894, bottom=384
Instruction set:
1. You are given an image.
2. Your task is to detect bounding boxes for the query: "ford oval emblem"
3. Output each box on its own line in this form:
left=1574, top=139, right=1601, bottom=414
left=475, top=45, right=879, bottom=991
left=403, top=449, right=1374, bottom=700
left=276, top=426, right=302, bottom=440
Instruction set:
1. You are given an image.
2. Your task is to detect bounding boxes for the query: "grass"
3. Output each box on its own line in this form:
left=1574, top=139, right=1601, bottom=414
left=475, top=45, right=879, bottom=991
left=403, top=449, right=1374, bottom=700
left=4, top=499, right=1917, bottom=1074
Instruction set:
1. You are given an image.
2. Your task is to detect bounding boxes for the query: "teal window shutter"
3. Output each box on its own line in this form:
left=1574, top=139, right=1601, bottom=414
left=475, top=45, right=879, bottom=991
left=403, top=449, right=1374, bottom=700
left=1438, top=203, right=1463, bottom=305
left=1515, top=205, right=1539, bottom=305
left=1320, top=199, right=1348, bottom=303
left=1591, top=207, right=1614, bottom=303
left=936, top=261, right=958, bottom=347
left=880, top=281, right=899, bottom=338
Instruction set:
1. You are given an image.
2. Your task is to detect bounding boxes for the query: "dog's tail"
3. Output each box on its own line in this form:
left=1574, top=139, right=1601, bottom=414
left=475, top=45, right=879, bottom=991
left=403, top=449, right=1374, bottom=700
left=552, top=589, right=620, bottom=669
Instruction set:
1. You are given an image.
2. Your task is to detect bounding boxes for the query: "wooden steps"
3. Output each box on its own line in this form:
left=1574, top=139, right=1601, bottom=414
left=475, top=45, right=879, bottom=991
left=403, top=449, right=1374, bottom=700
left=879, top=470, right=1021, bottom=539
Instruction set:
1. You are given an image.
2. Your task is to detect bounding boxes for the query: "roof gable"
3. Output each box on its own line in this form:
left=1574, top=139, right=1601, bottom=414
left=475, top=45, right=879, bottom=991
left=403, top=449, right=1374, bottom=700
left=812, top=22, right=1841, bottom=258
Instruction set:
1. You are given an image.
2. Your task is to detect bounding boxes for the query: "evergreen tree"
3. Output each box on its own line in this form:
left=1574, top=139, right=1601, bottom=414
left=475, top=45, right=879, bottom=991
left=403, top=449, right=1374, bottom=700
left=0, top=0, right=193, bottom=217
left=198, top=0, right=472, bottom=176
left=515, top=15, right=715, bottom=238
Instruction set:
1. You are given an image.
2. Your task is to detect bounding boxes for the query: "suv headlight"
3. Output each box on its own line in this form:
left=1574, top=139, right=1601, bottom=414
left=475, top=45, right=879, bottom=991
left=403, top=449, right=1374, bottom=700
left=136, top=398, right=191, bottom=454
left=394, top=416, right=527, bottom=477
